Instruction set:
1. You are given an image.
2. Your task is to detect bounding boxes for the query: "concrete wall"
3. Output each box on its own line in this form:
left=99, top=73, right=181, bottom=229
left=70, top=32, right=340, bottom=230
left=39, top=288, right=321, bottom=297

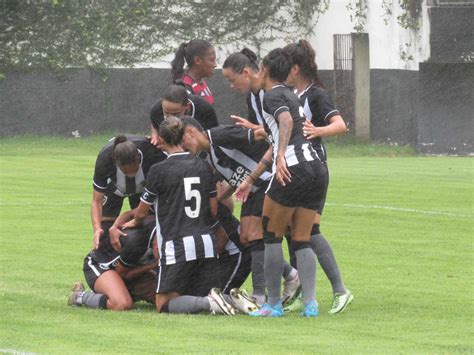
left=417, top=62, right=473, bottom=154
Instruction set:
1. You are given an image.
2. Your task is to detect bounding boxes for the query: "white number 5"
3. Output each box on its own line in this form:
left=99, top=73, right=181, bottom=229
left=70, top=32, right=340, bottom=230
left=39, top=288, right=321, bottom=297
left=184, top=177, right=201, bottom=218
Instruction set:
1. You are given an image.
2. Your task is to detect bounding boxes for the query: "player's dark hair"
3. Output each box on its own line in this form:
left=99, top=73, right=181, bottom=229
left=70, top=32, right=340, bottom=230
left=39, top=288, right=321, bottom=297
left=223, top=48, right=259, bottom=73
left=261, top=48, right=292, bottom=83
left=171, top=39, right=214, bottom=82
left=283, top=39, right=324, bottom=88
left=181, top=116, right=204, bottom=132
left=163, top=84, right=188, bottom=106
left=113, top=135, right=139, bottom=166
left=159, top=116, right=185, bottom=146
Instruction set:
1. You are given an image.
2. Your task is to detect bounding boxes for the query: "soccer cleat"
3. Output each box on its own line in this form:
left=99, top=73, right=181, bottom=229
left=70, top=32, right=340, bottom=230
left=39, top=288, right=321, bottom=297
left=248, top=303, right=284, bottom=317
left=281, top=272, right=301, bottom=306
left=251, top=293, right=266, bottom=307
left=208, top=288, right=236, bottom=316
left=301, top=300, right=319, bottom=317
left=284, top=295, right=304, bottom=313
left=67, top=281, right=85, bottom=306
left=328, top=290, right=354, bottom=315
left=229, top=288, right=259, bottom=314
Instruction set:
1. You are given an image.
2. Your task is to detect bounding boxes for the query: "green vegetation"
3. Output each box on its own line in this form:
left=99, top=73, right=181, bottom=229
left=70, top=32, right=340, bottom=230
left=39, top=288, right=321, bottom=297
left=0, top=137, right=472, bottom=353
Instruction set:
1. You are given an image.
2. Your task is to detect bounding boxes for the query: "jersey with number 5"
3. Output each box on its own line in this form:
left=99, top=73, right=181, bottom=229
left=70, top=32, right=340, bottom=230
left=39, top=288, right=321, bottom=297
left=140, top=152, right=217, bottom=242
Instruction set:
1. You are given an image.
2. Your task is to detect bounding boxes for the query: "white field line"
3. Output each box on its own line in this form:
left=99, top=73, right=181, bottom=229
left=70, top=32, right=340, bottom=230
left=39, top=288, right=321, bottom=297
left=0, top=200, right=471, bottom=218
left=0, top=350, right=36, bottom=355
left=326, top=203, right=473, bottom=218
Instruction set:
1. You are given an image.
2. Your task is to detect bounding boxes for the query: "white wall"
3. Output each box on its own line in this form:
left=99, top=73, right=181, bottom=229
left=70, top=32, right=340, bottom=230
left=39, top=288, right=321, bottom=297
left=146, top=0, right=431, bottom=71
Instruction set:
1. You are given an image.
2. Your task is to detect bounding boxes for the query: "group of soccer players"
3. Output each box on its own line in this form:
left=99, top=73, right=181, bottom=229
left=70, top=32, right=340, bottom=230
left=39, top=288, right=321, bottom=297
left=68, top=38, right=354, bottom=317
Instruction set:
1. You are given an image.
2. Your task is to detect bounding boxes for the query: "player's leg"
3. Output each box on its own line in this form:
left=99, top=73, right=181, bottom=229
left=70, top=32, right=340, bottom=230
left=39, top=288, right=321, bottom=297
left=93, top=270, right=133, bottom=311
left=249, top=195, right=293, bottom=317
left=291, top=207, right=319, bottom=317
left=126, top=270, right=157, bottom=304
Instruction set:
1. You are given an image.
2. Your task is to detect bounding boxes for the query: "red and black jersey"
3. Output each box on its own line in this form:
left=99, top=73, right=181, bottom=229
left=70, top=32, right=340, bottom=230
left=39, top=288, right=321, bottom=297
left=179, top=73, right=214, bottom=105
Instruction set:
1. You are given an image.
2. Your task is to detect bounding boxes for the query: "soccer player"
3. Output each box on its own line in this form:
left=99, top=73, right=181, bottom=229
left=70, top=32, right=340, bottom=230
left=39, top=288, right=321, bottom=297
left=171, top=39, right=216, bottom=105
left=91, top=135, right=166, bottom=250
left=242, top=48, right=328, bottom=317
left=181, top=117, right=300, bottom=305
left=221, top=49, right=301, bottom=305
left=149, top=84, right=218, bottom=147
left=115, top=117, right=236, bottom=315
left=68, top=219, right=158, bottom=311
left=283, top=40, right=353, bottom=314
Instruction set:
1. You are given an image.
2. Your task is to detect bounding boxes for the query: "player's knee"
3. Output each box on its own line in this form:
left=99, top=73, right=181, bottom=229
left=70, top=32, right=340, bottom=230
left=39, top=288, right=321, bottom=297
left=109, top=296, right=133, bottom=311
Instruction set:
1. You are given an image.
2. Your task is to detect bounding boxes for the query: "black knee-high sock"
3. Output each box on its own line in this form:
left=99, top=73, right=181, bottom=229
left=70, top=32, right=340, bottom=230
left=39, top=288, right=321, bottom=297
left=78, top=291, right=108, bottom=309
left=249, top=240, right=265, bottom=296
left=292, top=241, right=316, bottom=304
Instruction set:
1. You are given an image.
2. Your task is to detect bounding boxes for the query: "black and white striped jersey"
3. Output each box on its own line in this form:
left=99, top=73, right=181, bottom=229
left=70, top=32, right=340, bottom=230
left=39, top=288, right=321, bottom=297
left=262, top=85, right=320, bottom=171
left=245, top=90, right=270, bottom=161
left=217, top=203, right=243, bottom=256
left=205, top=125, right=272, bottom=193
left=150, top=94, right=218, bottom=130
left=297, top=84, right=340, bottom=162
left=140, top=152, right=218, bottom=265
left=93, top=136, right=166, bottom=197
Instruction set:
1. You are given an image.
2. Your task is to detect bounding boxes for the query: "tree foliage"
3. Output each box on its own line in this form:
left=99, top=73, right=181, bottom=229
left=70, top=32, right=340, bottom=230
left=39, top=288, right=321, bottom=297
left=0, top=0, right=330, bottom=70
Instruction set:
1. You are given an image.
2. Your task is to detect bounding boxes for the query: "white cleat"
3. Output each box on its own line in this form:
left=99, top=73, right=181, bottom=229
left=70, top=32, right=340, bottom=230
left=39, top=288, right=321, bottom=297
left=328, top=290, right=354, bottom=315
left=208, top=288, right=236, bottom=316
left=282, top=272, right=301, bottom=306
left=229, top=288, right=259, bottom=314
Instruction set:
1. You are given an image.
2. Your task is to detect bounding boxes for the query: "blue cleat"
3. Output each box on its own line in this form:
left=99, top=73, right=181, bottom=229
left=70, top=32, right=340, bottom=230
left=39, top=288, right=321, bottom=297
left=301, top=300, right=319, bottom=317
left=248, top=303, right=284, bottom=317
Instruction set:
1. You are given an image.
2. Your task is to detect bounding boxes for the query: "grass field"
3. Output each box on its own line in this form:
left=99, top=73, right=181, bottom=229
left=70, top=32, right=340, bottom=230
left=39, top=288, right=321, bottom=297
left=0, top=136, right=472, bottom=353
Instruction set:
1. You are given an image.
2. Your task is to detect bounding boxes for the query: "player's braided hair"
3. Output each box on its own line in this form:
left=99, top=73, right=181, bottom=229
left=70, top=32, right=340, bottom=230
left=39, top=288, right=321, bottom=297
left=113, top=135, right=139, bottom=167
left=163, top=84, right=188, bottom=105
left=171, top=39, right=214, bottom=82
left=223, top=48, right=259, bottom=73
left=283, top=39, right=324, bottom=88
left=159, top=116, right=185, bottom=146
left=261, top=48, right=292, bottom=83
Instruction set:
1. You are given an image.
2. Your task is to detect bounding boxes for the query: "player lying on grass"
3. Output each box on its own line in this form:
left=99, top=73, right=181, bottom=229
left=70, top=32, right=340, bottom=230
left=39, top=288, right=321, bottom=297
left=181, top=116, right=301, bottom=306
left=109, top=117, right=258, bottom=315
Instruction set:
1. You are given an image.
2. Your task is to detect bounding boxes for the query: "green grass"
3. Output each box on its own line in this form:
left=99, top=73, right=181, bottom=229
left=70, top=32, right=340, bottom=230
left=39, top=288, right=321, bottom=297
left=0, top=136, right=472, bottom=354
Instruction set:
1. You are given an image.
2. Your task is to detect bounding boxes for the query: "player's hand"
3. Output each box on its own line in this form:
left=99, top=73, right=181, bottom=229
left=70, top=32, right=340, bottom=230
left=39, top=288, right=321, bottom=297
left=109, top=225, right=127, bottom=252
left=93, top=228, right=104, bottom=250
left=230, top=115, right=261, bottom=130
left=276, top=155, right=291, bottom=186
left=150, top=134, right=163, bottom=149
left=122, top=219, right=139, bottom=230
left=303, top=121, right=324, bottom=139
left=235, top=179, right=252, bottom=203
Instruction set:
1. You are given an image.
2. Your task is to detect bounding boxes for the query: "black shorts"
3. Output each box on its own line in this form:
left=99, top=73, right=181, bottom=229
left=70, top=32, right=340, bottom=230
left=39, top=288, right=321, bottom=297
left=83, top=253, right=121, bottom=290
left=314, top=162, right=329, bottom=215
left=266, top=160, right=328, bottom=211
left=218, top=249, right=252, bottom=294
left=156, top=258, right=218, bottom=297
left=102, top=185, right=141, bottom=218
left=240, top=187, right=265, bottom=218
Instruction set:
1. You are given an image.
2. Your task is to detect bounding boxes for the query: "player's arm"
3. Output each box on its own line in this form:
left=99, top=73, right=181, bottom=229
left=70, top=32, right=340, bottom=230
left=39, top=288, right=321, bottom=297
left=109, top=209, right=135, bottom=252
left=303, top=115, right=347, bottom=139
left=230, top=115, right=262, bottom=130
left=91, top=190, right=105, bottom=249
left=275, top=111, right=292, bottom=186
left=114, top=260, right=159, bottom=281
left=150, top=124, right=162, bottom=147
left=235, top=146, right=273, bottom=202
left=217, top=181, right=235, bottom=203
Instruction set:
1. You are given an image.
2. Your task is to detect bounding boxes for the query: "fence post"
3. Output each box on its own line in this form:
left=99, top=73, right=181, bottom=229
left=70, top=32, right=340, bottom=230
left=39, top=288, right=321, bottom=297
left=352, top=33, right=371, bottom=139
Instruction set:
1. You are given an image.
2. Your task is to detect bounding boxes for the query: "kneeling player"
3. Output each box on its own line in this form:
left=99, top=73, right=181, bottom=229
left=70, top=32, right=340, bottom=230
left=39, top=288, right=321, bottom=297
left=68, top=218, right=157, bottom=311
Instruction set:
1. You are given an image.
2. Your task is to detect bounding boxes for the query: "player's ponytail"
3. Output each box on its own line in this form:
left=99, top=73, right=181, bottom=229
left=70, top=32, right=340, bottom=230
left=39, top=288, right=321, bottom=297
left=223, top=48, right=259, bottom=73
left=113, top=135, right=139, bottom=167
left=171, top=39, right=214, bottom=83
left=159, top=116, right=185, bottom=146
left=283, top=40, right=325, bottom=88
left=261, top=48, right=292, bottom=83
left=171, top=42, right=188, bottom=83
